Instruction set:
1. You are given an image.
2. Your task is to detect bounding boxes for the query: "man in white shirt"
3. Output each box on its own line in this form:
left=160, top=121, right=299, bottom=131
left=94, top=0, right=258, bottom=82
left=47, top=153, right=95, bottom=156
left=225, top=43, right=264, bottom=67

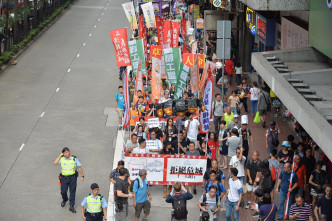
left=146, top=131, right=163, bottom=154
left=226, top=168, right=243, bottom=221
left=125, top=134, right=139, bottom=153
left=229, top=147, right=246, bottom=184
left=184, top=114, right=200, bottom=149
left=133, top=138, right=148, bottom=154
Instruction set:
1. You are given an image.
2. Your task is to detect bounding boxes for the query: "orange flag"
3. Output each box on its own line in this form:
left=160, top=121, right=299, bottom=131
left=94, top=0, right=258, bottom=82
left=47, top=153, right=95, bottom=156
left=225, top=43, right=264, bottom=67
left=151, top=58, right=162, bottom=99
left=150, top=45, right=163, bottom=59
left=182, top=53, right=195, bottom=68
left=190, top=56, right=199, bottom=93
left=197, top=54, right=205, bottom=69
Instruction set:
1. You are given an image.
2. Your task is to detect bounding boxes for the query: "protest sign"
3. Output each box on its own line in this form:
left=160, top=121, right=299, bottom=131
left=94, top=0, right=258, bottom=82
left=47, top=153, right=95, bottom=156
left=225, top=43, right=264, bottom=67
left=163, top=20, right=172, bottom=46
left=196, top=18, right=204, bottom=29
left=134, top=58, right=143, bottom=95
left=155, top=16, right=164, bottom=45
left=193, top=5, right=200, bottom=20
left=150, top=45, right=163, bottom=59
left=128, top=40, right=139, bottom=76
left=174, top=63, right=189, bottom=99
left=136, top=39, right=147, bottom=77
left=147, top=117, right=160, bottom=128
left=146, top=140, right=159, bottom=152
left=160, top=54, right=167, bottom=79
left=182, top=53, right=195, bottom=68
left=197, top=54, right=205, bottom=69
left=122, top=2, right=138, bottom=30
left=200, top=77, right=213, bottom=132
left=141, top=2, right=156, bottom=28
left=151, top=58, right=162, bottom=100
left=166, top=155, right=207, bottom=183
left=139, top=16, right=144, bottom=39
left=110, top=28, right=131, bottom=67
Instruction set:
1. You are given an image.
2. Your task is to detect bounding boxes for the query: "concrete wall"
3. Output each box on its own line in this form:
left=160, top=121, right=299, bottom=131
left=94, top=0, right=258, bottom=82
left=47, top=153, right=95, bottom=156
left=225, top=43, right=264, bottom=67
left=240, top=0, right=308, bottom=11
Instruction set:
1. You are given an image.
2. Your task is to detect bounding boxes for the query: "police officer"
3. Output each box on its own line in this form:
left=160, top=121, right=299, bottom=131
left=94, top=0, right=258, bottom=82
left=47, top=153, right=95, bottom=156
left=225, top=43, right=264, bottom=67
left=81, top=183, right=108, bottom=221
left=53, top=147, right=84, bottom=213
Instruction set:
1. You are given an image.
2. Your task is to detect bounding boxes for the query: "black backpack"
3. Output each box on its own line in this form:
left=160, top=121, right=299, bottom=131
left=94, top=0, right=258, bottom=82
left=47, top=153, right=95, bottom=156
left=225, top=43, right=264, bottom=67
left=129, top=178, right=140, bottom=192
left=172, top=195, right=187, bottom=219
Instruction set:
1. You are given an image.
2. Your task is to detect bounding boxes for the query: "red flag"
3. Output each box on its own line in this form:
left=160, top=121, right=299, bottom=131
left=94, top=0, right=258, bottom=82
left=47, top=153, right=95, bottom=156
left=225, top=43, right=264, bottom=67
left=150, top=45, right=163, bottom=59
left=191, top=57, right=199, bottom=93
left=163, top=20, right=172, bottom=47
left=182, top=53, right=195, bottom=68
left=139, top=16, right=144, bottom=39
left=135, top=58, right=143, bottom=95
left=156, top=16, right=164, bottom=46
left=110, top=28, right=131, bottom=67
left=171, top=21, right=179, bottom=48
left=181, top=18, right=187, bottom=53
left=197, top=54, right=205, bottom=69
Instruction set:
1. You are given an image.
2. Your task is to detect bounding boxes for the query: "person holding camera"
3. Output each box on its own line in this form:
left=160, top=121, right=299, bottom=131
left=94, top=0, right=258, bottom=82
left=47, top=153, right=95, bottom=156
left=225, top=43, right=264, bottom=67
left=198, top=185, right=221, bottom=221
left=53, top=147, right=85, bottom=213
left=115, top=168, right=134, bottom=221
left=81, top=183, right=107, bottom=221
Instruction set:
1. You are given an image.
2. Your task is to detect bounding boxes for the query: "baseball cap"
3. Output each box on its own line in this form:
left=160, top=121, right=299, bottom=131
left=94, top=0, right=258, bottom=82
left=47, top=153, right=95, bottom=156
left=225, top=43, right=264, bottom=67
left=281, top=141, right=291, bottom=147
left=234, top=114, right=239, bottom=118
left=270, top=121, right=276, bottom=126
left=62, top=147, right=70, bottom=153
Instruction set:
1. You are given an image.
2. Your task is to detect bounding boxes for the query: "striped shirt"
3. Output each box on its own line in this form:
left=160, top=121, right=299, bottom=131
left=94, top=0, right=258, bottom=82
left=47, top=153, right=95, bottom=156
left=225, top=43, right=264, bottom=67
left=289, top=202, right=313, bottom=220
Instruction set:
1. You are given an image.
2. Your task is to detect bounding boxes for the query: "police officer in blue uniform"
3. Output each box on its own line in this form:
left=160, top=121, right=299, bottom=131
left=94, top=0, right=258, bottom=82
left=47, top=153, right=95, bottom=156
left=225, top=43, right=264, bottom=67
left=81, top=183, right=108, bottom=221
left=54, top=147, right=85, bottom=213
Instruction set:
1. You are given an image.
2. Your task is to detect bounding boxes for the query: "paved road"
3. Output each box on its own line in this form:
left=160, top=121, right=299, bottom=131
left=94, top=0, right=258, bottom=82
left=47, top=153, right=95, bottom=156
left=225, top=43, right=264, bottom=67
left=0, top=0, right=123, bottom=220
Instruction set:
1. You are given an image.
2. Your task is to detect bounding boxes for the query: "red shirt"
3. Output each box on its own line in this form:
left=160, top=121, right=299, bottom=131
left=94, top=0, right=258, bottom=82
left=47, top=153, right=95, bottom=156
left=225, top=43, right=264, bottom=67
left=208, top=140, right=220, bottom=159
left=293, top=164, right=306, bottom=187
left=225, top=60, right=234, bottom=75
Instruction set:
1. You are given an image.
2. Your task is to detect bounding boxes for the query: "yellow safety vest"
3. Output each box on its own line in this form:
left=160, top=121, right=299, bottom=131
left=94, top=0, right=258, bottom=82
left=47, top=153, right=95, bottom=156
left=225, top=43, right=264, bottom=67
left=224, top=112, right=234, bottom=128
left=60, top=156, right=76, bottom=176
left=87, top=194, right=103, bottom=213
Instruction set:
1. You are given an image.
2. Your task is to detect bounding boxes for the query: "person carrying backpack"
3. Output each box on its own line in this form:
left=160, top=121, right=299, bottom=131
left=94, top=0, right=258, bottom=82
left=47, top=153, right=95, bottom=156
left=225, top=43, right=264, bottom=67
left=166, top=182, right=193, bottom=221
left=203, top=170, right=226, bottom=198
left=197, top=186, right=221, bottom=221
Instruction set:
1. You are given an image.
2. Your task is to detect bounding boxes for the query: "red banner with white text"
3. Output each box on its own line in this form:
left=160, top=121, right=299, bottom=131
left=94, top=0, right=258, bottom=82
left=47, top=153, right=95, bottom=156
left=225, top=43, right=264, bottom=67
left=110, top=28, right=131, bottom=67
left=171, top=21, right=179, bottom=48
left=156, top=16, right=164, bottom=46
left=163, top=20, right=172, bottom=47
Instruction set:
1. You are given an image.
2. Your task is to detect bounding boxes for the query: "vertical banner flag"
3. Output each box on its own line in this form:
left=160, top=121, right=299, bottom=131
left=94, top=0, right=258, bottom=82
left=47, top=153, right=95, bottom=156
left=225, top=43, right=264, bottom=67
left=134, top=39, right=147, bottom=77
left=155, top=16, right=164, bottom=45
left=161, top=55, right=167, bottom=79
left=171, top=21, right=180, bottom=48
left=129, top=40, right=139, bottom=77
left=163, top=48, right=179, bottom=85
left=191, top=41, right=198, bottom=54
left=150, top=45, right=163, bottom=59
left=191, top=56, right=199, bottom=93
left=181, top=18, right=187, bottom=53
left=122, top=2, right=138, bottom=30
left=139, top=16, right=144, bottom=39
left=142, top=21, right=149, bottom=67
left=172, top=47, right=181, bottom=80
left=182, top=53, right=195, bottom=68
left=122, top=68, right=130, bottom=130
left=141, top=2, right=156, bottom=28
left=163, top=20, right=172, bottom=47
left=284, top=154, right=296, bottom=219
left=174, top=63, right=189, bottom=99
left=151, top=58, right=162, bottom=100
left=199, top=61, right=210, bottom=95
left=110, top=28, right=131, bottom=67
left=135, top=58, right=143, bottom=95
left=200, top=77, right=213, bottom=132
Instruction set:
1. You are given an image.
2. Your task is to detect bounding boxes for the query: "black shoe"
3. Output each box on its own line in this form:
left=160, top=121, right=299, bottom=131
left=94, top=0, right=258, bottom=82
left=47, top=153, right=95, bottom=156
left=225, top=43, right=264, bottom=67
left=61, top=200, right=67, bottom=207
left=69, top=206, right=76, bottom=213
left=193, top=189, right=197, bottom=194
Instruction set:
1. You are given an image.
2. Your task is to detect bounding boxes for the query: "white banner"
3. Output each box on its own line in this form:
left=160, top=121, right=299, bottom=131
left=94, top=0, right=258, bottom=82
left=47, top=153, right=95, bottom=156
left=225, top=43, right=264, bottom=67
left=147, top=118, right=159, bottom=128
left=122, top=2, right=138, bottom=30
left=141, top=2, right=156, bottom=28
left=167, top=157, right=206, bottom=183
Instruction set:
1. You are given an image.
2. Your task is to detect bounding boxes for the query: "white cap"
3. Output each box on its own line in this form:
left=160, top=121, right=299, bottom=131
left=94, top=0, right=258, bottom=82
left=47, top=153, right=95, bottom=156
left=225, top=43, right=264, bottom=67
left=241, top=115, right=248, bottom=125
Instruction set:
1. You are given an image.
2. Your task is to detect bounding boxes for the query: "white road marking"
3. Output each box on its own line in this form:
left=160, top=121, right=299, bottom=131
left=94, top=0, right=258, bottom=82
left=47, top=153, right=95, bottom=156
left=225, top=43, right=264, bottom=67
left=19, top=143, right=25, bottom=152
left=102, top=13, right=104, bottom=15
left=40, top=112, right=45, bottom=118
left=89, top=33, right=92, bottom=37
left=56, top=88, right=60, bottom=92
left=67, top=69, right=71, bottom=72
left=98, top=18, right=101, bottom=21
left=83, top=43, right=86, bottom=46
left=94, top=25, right=97, bottom=28
left=77, top=54, right=80, bottom=57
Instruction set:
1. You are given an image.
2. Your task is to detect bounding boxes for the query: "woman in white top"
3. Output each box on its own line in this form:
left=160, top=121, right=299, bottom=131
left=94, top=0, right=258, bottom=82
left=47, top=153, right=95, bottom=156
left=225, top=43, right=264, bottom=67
left=249, top=81, right=260, bottom=117
left=235, top=61, right=242, bottom=86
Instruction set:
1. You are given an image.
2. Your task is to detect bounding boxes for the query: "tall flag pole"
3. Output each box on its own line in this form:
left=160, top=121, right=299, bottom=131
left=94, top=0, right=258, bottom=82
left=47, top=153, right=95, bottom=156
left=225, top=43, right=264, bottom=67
left=122, top=68, right=130, bottom=130
left=284, top=153, right=296, bottom=219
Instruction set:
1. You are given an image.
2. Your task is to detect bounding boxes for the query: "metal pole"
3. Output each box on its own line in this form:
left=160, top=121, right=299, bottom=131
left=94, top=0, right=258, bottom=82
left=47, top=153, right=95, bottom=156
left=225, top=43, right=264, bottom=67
left=221, top=21, right=225, bottom=101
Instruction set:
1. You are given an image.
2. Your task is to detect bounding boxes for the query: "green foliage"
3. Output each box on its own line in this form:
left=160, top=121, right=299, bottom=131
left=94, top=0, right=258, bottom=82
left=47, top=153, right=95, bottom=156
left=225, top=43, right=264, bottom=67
left=0, top=0, right=72, bottom=66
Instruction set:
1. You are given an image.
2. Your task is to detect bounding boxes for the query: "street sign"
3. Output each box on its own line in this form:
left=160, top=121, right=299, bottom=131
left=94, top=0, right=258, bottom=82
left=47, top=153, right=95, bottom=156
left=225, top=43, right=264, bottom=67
left=213, top=0, right=222, bottom=8
left=217, top=20, right=231, bottom=39
left=216, top=39, right=231, bottom=59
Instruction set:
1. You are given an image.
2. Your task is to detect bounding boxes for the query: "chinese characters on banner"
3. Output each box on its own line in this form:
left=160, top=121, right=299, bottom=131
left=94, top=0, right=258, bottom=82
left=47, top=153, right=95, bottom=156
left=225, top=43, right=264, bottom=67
left=132, top=39, right=147, bottom=77
left=196, top=18, right=204, bottom=29
left=190, top=56, right=199, bottom=93
left=199, top=60, right=212, bottom=95
left=124, top=153, right=207, bottom=185
left=139, top=16, right=144, bottom=39
left=155, top=16, right=164, bottom=45
left=122, top=2, right=138, bottom=30
left=160, top=55, right=167, bottom=79
left=135, top=58, right=143, bottom=95
left=171, top=21, right=179, bottom=48
left=174, top=63, right=189, bottom=99
left=151, top=58, right=162, bottom=100
left=197, top=54, right=205, bottom=69
left=150, top=45, right=163, bottom=59
left=182, top=53, right=195, bottom=68
left=128, top=40, right=139, bottom=76
left=180, top=18, right=187, bottom=53
left=141, top=2, right=156, bottom=28
left=122, top=68, right=130, bottom=130
left=200, top=77, right=213, bottom=132
left=110, top=28, right=131, bottom=67
left=163, top=20, right=172, bottom=46
left=163, top=48, right=179, bottom=85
